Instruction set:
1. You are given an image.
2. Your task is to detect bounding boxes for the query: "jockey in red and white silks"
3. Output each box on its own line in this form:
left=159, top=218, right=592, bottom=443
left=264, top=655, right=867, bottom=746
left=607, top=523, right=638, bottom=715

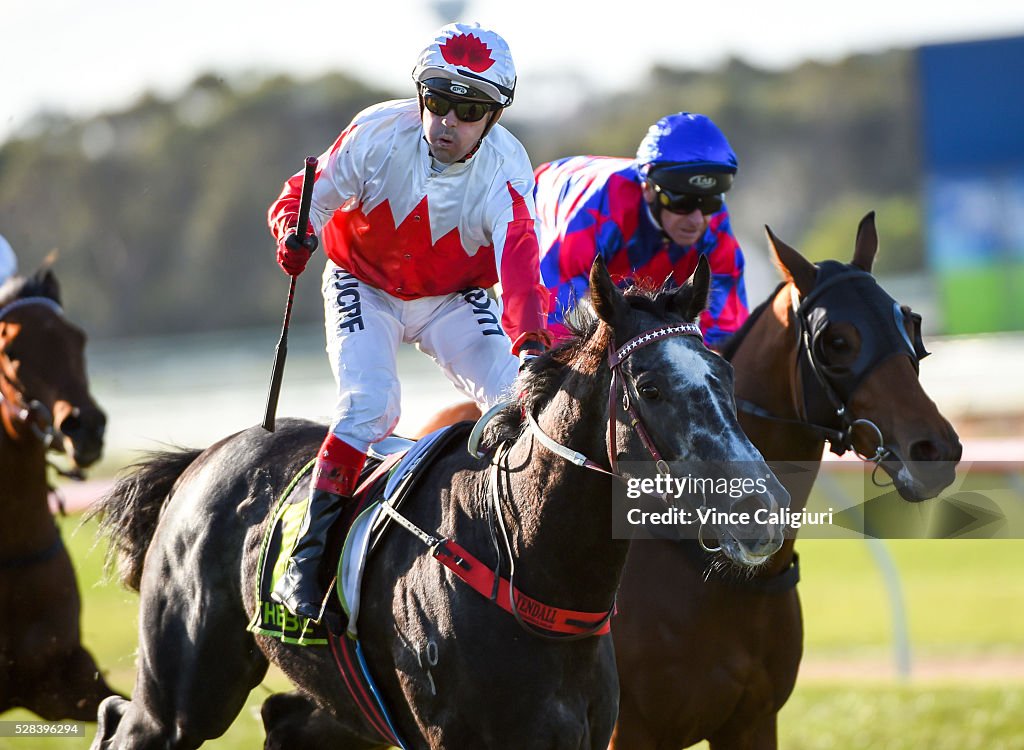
left=267, top=22, right=549, bottom=621
left=270, top=97, right=548, bottom=452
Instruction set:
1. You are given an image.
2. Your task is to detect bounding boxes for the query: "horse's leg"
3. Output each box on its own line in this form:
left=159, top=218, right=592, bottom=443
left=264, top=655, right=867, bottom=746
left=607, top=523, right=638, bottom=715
left=91, top=695, right=129, bottom=750
left=90, top=590, right=269, bottom=749
left=28, top=644, right=120, bottom=721
left=94, top=505, right=270, bottom=748
left=707, top=713, right=778, bottom=750
left=607, top=692, right=659, bottom=750
left=261, top=692, right=384, bottom=750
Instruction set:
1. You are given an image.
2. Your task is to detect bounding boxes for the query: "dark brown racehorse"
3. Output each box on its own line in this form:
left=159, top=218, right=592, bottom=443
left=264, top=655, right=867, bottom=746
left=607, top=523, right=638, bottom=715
left=414, top=213, right=963, bottom=749
left=0, top=263, right=115, bottom=720
left=88, top=258, right=788, bottom=749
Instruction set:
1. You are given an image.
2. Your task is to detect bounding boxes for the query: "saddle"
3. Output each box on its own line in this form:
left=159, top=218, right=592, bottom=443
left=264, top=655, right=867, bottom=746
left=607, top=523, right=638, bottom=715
left=248, top=423, right=470, bottom=645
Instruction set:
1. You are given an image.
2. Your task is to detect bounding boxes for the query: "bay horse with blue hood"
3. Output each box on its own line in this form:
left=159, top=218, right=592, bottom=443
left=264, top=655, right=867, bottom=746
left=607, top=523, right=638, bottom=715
left=609, top=213, right=962, bottom=749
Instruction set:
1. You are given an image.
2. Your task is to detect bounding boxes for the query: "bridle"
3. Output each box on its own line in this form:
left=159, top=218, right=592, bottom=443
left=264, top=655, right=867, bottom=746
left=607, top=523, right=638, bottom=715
left=482, top=322, right=704, bottom=480
left=466, top=321, right=716, bottom=638
left=0, top=296, right=84, bottom=479
left=606, top=323, right=703, bottom=474
left=735, top=264, right=930, bottom=483
left=0, top=295, right=75, bottom=569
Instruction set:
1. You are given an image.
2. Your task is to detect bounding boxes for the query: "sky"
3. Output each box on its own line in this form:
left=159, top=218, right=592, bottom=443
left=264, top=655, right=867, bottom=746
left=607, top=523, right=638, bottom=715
left=2, top=0, right=1024, bottom=144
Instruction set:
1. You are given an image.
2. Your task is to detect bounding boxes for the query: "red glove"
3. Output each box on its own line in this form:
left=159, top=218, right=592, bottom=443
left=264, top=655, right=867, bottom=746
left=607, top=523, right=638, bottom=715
left=276, top=230, right=319, bottom=276
left=513, top=329, right=553, bottom=369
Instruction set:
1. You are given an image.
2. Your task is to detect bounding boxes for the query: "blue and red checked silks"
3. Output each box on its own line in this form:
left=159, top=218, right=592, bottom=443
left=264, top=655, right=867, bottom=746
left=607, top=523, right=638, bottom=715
left=534, top=155, right=748, bottom=348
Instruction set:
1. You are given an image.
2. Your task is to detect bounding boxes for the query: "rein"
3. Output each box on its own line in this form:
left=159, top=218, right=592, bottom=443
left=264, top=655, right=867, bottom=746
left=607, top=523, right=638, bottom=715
left=521, top=322, right=702, bottom=492
left=521, top=321, right=726, bottom=556
left=506, top=322, right=704, bottom=482
left=0, top=296, right=86, bottom=511
left=486, top=443, right=614, bottom=640
left=0, top=297, right=70, bottom=451
left=382, top=321, right=706, bottom=640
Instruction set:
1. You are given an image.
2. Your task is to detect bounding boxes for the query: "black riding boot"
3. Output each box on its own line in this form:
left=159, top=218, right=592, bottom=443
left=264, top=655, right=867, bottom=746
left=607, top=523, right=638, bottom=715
left=271, top=487, right=347, bottom=621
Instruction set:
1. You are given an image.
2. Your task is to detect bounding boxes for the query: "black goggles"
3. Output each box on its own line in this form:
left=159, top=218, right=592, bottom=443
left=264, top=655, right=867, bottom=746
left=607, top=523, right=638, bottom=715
left=422, top=89, right=497, bottom=123
left=651, top=182, right=724, bottom=215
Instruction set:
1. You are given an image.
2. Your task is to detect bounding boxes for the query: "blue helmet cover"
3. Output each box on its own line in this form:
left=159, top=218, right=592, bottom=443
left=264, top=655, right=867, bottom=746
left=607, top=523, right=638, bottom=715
left=635, top=112, right=738, bottom=174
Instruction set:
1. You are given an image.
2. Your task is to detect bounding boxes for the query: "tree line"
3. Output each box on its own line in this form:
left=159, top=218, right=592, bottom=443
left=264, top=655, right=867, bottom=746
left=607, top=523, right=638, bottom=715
left=0, top=49, right=921, bottom=338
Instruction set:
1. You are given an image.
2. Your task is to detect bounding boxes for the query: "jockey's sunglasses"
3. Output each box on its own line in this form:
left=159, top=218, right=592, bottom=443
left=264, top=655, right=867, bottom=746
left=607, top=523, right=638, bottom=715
left=652, top=182, right=724, bottom=215
left=422, top=89, right=497, bottom=123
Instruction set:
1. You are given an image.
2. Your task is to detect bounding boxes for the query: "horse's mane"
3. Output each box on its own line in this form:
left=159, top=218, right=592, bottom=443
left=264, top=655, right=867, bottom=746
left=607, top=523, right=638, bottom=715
left=719, top=281, right=787, bottom=362
left=487, top=282, right=697, bottom=445
left=0, top=269, right=61, bottom=309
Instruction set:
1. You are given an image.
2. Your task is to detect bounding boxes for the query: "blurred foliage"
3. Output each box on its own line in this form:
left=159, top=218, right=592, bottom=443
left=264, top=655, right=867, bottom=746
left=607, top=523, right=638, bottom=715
left=800, top=194, right=924, bottom=273
left=0, top=50, right=924, bottom=338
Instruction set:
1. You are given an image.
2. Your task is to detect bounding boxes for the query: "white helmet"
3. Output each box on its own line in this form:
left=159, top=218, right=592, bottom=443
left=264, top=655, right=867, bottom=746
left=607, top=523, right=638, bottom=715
left=412, top=22, right=516, bottom=107
left=0, top=234, right=16, bottom=283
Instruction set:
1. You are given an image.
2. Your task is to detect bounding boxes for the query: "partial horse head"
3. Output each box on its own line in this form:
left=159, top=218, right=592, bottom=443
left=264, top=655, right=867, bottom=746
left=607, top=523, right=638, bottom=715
left=528, top=256, right=790, bottom=565
left=763, top=212, right=961, bottom=500
left=0, top=263, right=106, bottom=468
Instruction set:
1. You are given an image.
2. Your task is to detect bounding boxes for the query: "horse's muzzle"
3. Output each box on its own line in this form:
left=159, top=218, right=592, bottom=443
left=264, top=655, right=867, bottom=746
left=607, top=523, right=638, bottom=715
left=59, top=404, right=107, bottom=468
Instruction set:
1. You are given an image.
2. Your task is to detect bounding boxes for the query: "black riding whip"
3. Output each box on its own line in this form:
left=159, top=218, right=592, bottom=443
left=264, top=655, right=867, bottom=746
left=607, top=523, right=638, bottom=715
left=262, top=155, right=318, bottom=432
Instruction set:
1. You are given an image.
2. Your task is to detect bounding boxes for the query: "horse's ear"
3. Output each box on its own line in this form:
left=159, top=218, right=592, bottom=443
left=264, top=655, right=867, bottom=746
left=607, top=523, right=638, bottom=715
left=34, top=266, right=62, bottom=305
left=674, top=255, right=710, bottom=322
left=589, top=256, right=627, bottom=326
left=852, top=211, right=877, bottom=272
left=766, top=225, right=816, bottom=296
left=41, top=249, right=60, bottom=270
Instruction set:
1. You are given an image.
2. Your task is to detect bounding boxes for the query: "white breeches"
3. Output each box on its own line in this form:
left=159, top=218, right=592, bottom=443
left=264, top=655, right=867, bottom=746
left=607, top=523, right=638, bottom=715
left=322, top=261, right=518, bottom=452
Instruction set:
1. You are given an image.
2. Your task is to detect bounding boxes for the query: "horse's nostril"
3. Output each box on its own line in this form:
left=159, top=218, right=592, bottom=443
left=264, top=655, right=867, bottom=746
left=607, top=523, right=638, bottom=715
left=59, top=407, right=107, bottom=443
left=909, top=440, right=941, bottom=462
left=726, top=493, right=780, bottom=547
left=733, top=493, right=773, bottom=519
left=60, top=413, right=81, bottom=436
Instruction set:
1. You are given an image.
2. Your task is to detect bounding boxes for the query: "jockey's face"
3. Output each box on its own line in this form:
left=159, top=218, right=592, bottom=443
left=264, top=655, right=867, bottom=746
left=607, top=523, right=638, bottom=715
left=642, top=182, right=708, bottom=247
left=422, top=104, right=492, bottom=164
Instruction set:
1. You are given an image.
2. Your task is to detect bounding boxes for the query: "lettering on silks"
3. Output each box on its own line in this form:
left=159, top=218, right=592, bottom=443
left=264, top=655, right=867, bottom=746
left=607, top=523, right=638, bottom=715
left=460, top=288, right=503, bottom=336
left=334, top=272, right=365, bottom=333
left=263, top=601, right=302, bottom=634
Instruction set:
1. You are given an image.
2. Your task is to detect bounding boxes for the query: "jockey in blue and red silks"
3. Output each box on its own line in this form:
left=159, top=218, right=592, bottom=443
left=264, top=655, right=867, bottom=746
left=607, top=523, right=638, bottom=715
left=534, top=112, right=748, bottom=350
left=267, top=22, right=550, bottom=621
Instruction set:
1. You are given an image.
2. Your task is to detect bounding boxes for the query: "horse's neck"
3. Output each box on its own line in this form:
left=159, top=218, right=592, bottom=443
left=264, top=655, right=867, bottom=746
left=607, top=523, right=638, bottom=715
left=733, top=288, right=825, bottom=577
left=0, top=437, right=57, bottom=552
left=734, top=287, right=827, bottom=474
left=499, top=386, right=629, bottom=613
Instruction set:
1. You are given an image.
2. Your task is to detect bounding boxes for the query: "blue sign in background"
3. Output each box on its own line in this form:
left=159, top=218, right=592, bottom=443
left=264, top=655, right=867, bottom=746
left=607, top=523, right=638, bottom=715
left=918, top=35, right=1024, bottom=333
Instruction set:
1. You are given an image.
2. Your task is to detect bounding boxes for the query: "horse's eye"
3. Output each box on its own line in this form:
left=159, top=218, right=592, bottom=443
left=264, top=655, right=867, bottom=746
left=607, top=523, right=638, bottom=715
left=827, top=335, right=849, bottom=353
left=638, top=383, right=661, bottom=400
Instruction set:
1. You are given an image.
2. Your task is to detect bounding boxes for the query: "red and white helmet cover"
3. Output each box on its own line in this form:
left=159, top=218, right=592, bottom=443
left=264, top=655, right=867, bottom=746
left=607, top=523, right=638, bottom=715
left=412, top=22, right=517, bottom=106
